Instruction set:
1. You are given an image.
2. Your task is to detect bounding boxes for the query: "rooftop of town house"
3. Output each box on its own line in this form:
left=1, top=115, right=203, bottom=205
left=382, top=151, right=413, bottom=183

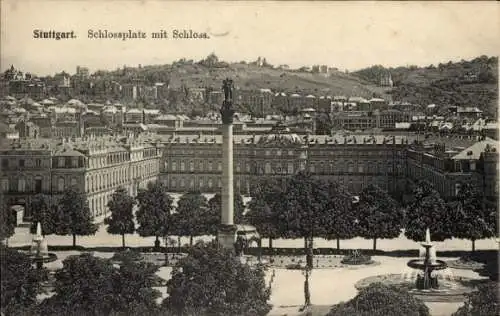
left=452, top=138, right=498, bottom=160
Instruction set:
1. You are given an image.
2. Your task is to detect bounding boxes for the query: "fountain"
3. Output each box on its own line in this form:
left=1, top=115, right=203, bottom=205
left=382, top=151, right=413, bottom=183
left=28, top=222, right=57, bottom=269
left=407, top=228, right=447, bottom=289
left=354, top=227, right=480, bottom=302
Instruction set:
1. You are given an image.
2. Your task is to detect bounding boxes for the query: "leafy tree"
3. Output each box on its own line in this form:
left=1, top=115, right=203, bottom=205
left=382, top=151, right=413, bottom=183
left=326, top=283, right=430, bottom=316
left=245, top=179, right=284, bottom=248
left=356, top=185, right=404, bottom=250
left=1, top=245, right=44, bottom=316
left=163, top=241, right=271, bottom=316
left=447, top=183, right=497, bottom=252
left=452, top=282, right=498, bottom=316
left=136, top=181, right=173, bottom=248
left=29, top=194, right=55, bottom=236
left=207, top=193, right=245, bottom=235
left=171, top=191, right=208, bottom=246
left=105, top=187, right=136, bottom=248
left=55, top=187, right=98, bottom=247
left=323, top=182, right=357, bottom=250
left=278, top=172, right=331, bottom=251
left=405, top=180, right=452, bottom=242
left=38, top=253, right=161, bottom=316
left=0, top=193, right=15, bottom=242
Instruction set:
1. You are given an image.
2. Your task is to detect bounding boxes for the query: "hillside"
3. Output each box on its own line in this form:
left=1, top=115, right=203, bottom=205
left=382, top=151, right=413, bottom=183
left=352, top=56, right=498, bottom=117
left=96, top=55, right=390, bottom=101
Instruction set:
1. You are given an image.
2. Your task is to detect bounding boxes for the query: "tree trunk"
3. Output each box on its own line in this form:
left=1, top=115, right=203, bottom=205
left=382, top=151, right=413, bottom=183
left=269, top=238, right=273, bottom=249
left=336, top=238, right=340, bottom=250
left=154, top=236, right=160, bottom=250
left=190, top=235, right=193, bottom=247
left=304, top=269, right=311, bottom=306
left=72, top=234, right=76, bottom=248
left=122, top=234, right=125, bottom=248
left=373, top=238, right=377, bottom=251
left=177, top=236, right=181, bottom=252
left=471, top=239, right=476, bottom=253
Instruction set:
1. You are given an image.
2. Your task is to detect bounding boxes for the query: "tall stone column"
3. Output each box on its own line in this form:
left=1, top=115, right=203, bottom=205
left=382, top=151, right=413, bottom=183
left=218, top=78, right=237, bottom=250
left=221, top=123, right=234, bottom=226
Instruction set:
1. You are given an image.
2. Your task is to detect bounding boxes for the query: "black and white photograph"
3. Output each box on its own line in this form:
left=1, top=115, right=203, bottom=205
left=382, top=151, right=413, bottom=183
left=0, top=1, right=499, bottom=315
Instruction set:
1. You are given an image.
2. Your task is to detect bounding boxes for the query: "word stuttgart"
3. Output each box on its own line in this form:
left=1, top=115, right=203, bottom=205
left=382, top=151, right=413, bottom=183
left=33, top=30, right=76, bottom=40
left=88, top=29, right=147, bottom=41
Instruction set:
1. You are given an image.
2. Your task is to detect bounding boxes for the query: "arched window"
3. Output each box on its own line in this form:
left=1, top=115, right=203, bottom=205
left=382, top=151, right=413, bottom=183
left=189, top=178, right=194, bottom=189
left=171, top=177, right=177, bottom=188
left=1, top=178, right=9, bottom=192
left=172, top=161, right=177, bottom=171
left=288, top=162, right=294, bottom=174
left=208, top=178, right=213, bottom=188
left=199, top=178, right=204, bottom=189
left=348, top=163, right=354, bottom=173
left=57, top=177, right=65, bottom=192
left=180, top=162, right=185, bottom=172
left=189, top=161, right=194, bottom=172
left=35, top=176, right=43, bottom=193
left=180, top=178, right=185, bottom=188
left=71, top=178, right=78, bottom=187
left=208, top=162, right=213, bottom=172
left=18, top=177, right=26, bottom=192
left=309, top=163, right=315, bottom=173
left=265, top=162, right=271, bottom=174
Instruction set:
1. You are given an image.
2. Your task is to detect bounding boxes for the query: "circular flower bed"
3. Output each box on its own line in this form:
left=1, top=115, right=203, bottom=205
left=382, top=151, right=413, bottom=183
left=110, top=249, right=143, bottom=263
left=341, top=250, right=374, bottom=265
left=447, top=255, right=485, bottom=270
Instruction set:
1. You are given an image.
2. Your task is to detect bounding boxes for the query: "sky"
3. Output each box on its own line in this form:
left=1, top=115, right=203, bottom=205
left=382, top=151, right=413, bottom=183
left=1, top=1, right=499, bottom=76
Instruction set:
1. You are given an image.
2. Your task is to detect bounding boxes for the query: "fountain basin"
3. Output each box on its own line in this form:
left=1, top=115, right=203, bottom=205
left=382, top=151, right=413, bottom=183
left=26, top=252, right=58, bottom=264
left=407, top=259, right=448, bottom=271
left=355, top=273, right=480, bottom=302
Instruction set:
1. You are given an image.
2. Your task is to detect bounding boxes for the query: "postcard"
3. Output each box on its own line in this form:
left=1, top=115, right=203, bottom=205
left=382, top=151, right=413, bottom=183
left=0, top=1, right=498, bottom=316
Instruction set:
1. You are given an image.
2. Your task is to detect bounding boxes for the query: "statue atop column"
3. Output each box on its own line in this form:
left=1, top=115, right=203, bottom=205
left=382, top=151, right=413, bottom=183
left=221, top=78, right=235, bottom=124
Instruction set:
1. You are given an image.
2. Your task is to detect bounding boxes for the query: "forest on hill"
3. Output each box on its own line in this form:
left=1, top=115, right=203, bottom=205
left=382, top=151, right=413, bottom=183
left=352, top=56, right=498, bottom=117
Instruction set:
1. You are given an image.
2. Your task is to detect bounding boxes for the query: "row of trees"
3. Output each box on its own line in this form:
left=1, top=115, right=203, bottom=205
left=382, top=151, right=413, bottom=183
left=0, top=189, right=98, bottom=247
left=1, top=174, right=496, bottom=253
left=245, top=173, right=497, bottom=253
left=0, top=182, right=246, bottom=249
left=108, top=182, right=245, bottom=248
left=1, top=242, right=271, bottom=316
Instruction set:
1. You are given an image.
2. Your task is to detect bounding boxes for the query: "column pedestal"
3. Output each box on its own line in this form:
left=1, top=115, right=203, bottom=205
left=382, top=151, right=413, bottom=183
left=218, top=224, right=237, bottom=250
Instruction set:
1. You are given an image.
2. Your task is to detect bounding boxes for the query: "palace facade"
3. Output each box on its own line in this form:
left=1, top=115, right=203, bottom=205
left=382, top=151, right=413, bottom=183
left=0, top=135, right=161, bottom=220
left=0, top=121, right=497, bottom=222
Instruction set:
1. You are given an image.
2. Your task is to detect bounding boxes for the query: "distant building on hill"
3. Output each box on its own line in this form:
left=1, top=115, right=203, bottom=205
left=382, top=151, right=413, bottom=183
left=379, top=72, right=393, bottom=87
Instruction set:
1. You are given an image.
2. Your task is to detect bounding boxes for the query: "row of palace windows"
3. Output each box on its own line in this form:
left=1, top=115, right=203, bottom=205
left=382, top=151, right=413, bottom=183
left=86, top=161, right=159, bottom=193
left=2, top=158, right=45, bottom=169
left=164, top=160, right=403, bottom=175
left=168, top=177, right=251, bottom=191
left=165, top=175, right=393, bottom=193
left=1, top=177, right=77, bottom=193
left=53, top=157, right=82, bottom=168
